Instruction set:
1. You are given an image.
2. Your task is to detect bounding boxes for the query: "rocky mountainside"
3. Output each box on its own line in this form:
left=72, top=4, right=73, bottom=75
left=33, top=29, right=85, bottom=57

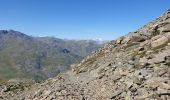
left=1, top=10, right=170, bottom=100
left=0, top=30, right=103, bottom=81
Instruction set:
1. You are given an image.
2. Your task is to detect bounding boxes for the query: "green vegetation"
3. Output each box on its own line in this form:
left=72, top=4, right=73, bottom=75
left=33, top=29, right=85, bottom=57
left=0, top=80, right=7, bottom=84
left=151, top=30, right=160, bottom=37
left=74, top=51, right=105, bottom=74
left=138, top=51, right=147, bottom=58
left=124, top=42, right=139, bottom=49
left=129, top=50, right=147, bottom=59
left=0, top=30, right=103, bottom=81
left=154, top=63, right=161, bottom=67
left=84, top=51, right=105, bottom=65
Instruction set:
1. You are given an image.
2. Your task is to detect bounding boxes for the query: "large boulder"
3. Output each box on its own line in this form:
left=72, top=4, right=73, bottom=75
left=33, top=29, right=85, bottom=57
left=130, top=35, right=147, bottom=42
left=162, top=23, right=170, bottom=32
left=123, top=34, right=147, bottom=44
left=151, top=35, right=169, bottom=48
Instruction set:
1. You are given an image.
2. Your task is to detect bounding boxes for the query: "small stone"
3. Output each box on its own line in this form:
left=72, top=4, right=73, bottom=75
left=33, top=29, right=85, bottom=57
left=43, top=90, right=51, bottom=96
left=110, top=89, right=123, bottom=99
left=112, top=74, right=121, bottom=81
left=132, top=76, right=141, bottom=85
left=128, top=60, right=135, bottom=65
left=33, top=90, right=43, bottom=97
left=116, top=37, right=124, bottom=44
left=159, top=82, right=170, bottom=90
left=130, top=84, right=138, bottom=92
left=134, top=93, right=155, bottom=100
left=139, top=57, right=148, bottom=65
left=125, top=79, right=133, bottom=89
left=157, top=87, right=170, bottom=94
left=137, top=88, right=149, bottom=97
left=145, top=50, right=153, bottom=55
left=56, top=92, right=62, bottom=96
left=165, top=56, right=170, bottom=65
left=61, top=90, right=67, bottom=94
left=118, top=62, right=122, bottom=65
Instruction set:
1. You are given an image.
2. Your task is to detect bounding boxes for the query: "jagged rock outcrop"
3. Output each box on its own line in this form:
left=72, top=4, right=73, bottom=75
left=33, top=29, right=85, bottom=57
left=1, top=10, right=170, bottom=100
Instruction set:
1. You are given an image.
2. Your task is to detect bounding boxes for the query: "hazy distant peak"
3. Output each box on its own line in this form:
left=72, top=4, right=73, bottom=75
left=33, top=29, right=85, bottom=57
left=0, top=29, right=32, bottom=39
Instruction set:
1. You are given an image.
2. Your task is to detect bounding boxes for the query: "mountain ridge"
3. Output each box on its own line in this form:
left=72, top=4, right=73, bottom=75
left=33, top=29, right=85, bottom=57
left=0, top=10, right=170, bottom=100
left=0, top=30, right=103, bottom=81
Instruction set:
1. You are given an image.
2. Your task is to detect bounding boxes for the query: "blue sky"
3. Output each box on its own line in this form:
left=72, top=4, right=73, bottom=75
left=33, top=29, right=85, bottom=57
left=0, top=0, right=170, bottom=40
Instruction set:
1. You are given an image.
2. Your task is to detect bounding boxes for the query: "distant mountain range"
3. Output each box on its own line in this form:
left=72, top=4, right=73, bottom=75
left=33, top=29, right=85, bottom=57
left=0, top=30, right=104, bottom=81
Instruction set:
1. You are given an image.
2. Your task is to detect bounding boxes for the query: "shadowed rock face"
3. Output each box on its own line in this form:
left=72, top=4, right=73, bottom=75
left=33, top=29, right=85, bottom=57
left=1, top=10, right=170, bottom=100
left=0, top=30, right=103, bottom=81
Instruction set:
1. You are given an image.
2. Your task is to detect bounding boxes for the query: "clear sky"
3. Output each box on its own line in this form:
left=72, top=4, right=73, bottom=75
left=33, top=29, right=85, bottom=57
left=0, top=0, right=169, bottom=40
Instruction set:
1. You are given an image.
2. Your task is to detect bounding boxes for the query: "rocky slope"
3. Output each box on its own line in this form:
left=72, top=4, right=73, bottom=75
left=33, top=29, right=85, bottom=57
left=1, top=10, right=170, bottom=100
left=0, top=30, right=103, bottom=81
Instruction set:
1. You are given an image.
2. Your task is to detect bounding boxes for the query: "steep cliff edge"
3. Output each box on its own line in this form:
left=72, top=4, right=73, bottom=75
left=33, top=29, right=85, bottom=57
left=1, top=10, right=170, bottom=100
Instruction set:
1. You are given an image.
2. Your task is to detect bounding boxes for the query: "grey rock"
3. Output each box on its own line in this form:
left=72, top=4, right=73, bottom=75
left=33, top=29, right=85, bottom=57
left=148, top=49, right=170, bottom=64
left=110, top=89, right=123, bottom=99
left=162, top=23, right=170, bottom=32
left=151, top=35, right=169, bottom=48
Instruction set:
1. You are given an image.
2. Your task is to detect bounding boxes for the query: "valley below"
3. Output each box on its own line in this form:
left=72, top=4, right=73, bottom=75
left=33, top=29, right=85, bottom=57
left=0, top=30, right=103, bottom=81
